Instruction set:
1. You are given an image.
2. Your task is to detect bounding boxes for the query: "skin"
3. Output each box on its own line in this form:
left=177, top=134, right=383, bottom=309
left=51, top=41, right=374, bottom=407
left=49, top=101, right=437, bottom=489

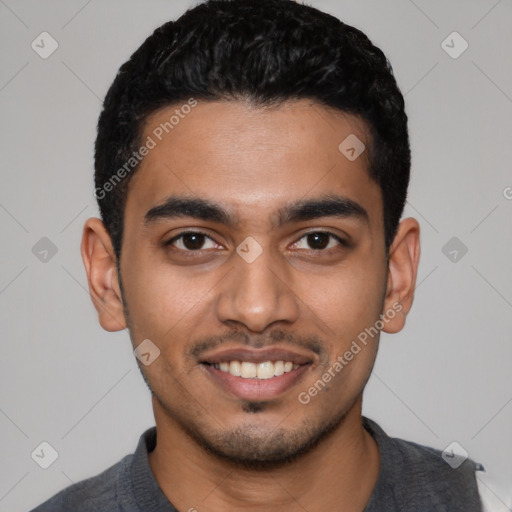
left=82, top=99, right=420, bottom=512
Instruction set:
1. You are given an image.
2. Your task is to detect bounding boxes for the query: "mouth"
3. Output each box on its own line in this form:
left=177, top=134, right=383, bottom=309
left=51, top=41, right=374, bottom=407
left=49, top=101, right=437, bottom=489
left=208, top=360, right=300, bottom=379
left=200, top=348, right=314, bottom=401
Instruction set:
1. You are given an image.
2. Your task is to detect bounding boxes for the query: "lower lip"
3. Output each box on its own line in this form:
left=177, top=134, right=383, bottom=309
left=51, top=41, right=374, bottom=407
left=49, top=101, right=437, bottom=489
left=203, top=364, right=311, bottom=401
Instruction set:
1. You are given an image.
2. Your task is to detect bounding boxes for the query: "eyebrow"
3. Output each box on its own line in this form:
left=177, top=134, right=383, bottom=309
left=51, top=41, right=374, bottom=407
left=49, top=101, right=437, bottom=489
left=144, top=197, right=235, bottom=226
left=277, top=195, right=369, bottom=226
left=143, top=194, right=369, bottom=228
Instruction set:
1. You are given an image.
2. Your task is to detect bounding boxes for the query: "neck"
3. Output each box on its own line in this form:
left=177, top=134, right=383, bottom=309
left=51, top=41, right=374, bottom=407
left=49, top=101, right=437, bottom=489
left=148, top=396, right=379, bottom=512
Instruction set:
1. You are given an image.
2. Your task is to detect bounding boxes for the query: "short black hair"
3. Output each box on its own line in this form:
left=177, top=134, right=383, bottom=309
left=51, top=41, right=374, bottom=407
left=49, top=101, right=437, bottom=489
left=94, top=0, right=410, bottom=260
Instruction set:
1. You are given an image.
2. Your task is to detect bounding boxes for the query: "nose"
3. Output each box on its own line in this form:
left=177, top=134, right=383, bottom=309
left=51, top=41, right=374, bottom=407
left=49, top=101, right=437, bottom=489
left=215, top=247, right=300, bottom=332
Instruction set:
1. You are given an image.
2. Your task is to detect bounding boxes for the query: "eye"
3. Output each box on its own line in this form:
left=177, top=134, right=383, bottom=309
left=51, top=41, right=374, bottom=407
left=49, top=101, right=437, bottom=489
left=292, top=231, right=347, bottom=251
left=166, top=231, right=219, bottom=251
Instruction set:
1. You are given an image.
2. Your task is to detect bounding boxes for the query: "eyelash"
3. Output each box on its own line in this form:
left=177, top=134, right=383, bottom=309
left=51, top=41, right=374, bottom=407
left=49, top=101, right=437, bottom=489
left=292, top=231, right=349, bottom=251
left=164, top=230, right=349, bottom=253
left=164, top=230, right=219, bottom=251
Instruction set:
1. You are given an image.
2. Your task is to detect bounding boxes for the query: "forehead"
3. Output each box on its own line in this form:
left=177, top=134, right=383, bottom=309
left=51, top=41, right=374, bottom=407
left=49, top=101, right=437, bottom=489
left=126, top=99, right=382, bottom=229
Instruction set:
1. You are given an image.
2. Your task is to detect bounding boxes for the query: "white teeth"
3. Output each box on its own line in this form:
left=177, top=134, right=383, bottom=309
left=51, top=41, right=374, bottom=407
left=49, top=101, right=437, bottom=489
left=229, top=360, right=241, bottom=377
left=240, top=362, right=257, bottom=378
left=274, top=360, right=284, bottom=376
left=257, top=361, right=274, bottom=379
left=214, top=360, right=299, bottom=379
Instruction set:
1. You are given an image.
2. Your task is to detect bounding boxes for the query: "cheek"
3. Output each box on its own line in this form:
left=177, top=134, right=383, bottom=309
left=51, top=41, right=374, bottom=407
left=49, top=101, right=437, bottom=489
left=296, top=260, right=385, bottom=342
left=301, top=272, right=383, bottom=402
left=121, top=255, right=219, bottom=344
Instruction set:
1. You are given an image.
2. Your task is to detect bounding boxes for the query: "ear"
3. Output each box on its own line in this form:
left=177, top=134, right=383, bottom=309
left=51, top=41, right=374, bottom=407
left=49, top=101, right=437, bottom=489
left=81, top=217, right=127, bottom=332
left=381, top=217, right=420, bottom=334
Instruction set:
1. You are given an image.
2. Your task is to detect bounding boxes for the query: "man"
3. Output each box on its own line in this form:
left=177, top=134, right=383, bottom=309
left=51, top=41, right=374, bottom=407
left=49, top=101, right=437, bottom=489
left=32, top=0, right=485, bottom=510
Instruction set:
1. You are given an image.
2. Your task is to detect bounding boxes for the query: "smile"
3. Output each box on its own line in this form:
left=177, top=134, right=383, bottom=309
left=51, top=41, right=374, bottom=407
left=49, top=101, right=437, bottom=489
left=199, top=347, right=314, bottom=400
left=210, top=360, right=300, bottom=379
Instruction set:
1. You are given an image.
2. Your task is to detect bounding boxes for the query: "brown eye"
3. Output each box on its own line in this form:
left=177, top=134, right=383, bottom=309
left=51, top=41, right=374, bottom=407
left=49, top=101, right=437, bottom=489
left=166, top=232, right=218, bottom=251
left=181, top=233, right=206, bottom=250
left=306, top=232, right=331, bottom=250
left=292, top=231, right=346, bottom=251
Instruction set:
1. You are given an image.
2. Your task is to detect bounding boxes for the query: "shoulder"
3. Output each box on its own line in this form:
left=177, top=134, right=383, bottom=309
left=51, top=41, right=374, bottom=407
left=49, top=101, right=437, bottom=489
left=30, top=454, right=132, bottom=512
left=392, top=435, right=481, bottom=491
left=364, top=417, right=483, bottom=511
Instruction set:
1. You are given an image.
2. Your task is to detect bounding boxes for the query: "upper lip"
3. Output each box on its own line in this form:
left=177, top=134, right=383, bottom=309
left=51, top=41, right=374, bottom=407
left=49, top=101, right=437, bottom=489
left=200, top=347, right=314, bottom=365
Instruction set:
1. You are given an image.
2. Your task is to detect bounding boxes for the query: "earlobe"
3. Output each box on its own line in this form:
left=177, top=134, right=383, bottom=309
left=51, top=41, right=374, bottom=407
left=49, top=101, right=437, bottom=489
left=382, top=217, right=420, bottom=334
left=81, top=218, right=127, bottom=332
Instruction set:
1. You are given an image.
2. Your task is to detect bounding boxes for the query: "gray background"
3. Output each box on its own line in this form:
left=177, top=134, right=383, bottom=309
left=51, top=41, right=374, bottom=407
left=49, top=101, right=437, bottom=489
left=1, top=0, right=511, bottom=510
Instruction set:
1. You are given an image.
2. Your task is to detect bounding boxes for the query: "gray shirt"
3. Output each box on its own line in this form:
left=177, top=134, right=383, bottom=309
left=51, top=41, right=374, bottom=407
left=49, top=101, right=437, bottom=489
left=31, top=417, right=483, bottom=511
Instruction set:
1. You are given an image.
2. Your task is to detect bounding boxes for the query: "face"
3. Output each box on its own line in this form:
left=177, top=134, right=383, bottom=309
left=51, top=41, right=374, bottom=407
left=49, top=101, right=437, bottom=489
left=98, top=100, right=399, bottom=464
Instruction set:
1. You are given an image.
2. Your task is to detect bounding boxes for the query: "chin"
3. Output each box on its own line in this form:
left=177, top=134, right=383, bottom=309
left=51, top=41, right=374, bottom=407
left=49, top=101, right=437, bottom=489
left=182, top=408, right=349, bottom=470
